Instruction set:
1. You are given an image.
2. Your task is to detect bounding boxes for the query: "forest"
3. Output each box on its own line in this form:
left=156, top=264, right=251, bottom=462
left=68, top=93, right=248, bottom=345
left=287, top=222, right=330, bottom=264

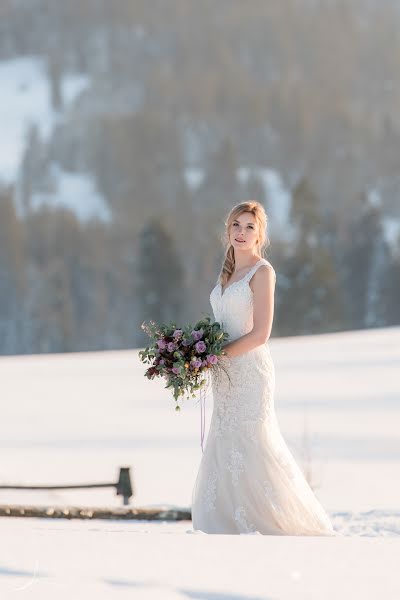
left=0, top=0, right=399, bottom=354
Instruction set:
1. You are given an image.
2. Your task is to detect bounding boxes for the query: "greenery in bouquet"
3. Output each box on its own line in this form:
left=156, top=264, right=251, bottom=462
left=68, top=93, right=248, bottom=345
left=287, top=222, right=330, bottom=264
left=139, top=315, right=230, bottom=411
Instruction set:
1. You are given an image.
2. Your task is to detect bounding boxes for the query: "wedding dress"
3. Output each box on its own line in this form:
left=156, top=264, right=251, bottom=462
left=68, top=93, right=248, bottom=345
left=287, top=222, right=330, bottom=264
left=191, top=258, right=337, bottom=535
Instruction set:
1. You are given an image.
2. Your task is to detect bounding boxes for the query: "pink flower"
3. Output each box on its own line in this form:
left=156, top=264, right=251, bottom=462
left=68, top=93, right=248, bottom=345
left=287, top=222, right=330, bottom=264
left=207, top=354, right=218, bottom=365
left=195, top=340, right=206, bottom=353
left=191, top=358, right=202, bottom=368
left=156, top=339, right=167, bottom=350
left=167, top=341, right=177, bottom=352
left=191, top=328, right=204, bottom=341
left=172, top=329, right=183, bottom=339
left=171, top=367, right=180, bottom=375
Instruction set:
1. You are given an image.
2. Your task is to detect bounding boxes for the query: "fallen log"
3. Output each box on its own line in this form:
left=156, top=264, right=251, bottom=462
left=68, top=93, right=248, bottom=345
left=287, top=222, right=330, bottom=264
left=0, top=504, right=191, bottom=521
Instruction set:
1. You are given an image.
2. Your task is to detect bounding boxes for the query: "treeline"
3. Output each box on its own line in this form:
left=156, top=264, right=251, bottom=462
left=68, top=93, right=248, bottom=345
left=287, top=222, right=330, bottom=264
left=1, top=180, right=399, bottom=355
left=3, top=0, right=400, bottom=222
left=1, top=188, right=137, bottom=353
left=0, top=0, right=400, bottom=353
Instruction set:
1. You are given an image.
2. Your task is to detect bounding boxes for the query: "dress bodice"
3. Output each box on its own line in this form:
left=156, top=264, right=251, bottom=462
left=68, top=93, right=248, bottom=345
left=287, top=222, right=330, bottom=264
left=209, top=258, right=276, bottom=342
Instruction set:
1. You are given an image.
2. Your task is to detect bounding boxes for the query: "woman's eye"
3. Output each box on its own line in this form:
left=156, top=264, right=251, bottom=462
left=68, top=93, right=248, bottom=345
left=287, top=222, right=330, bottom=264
left=233, top=223, right=253, bottom=228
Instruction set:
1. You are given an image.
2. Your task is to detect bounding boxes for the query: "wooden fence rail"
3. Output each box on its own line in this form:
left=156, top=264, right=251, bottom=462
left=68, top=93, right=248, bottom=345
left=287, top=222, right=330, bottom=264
left=0, top=466, right=133, bottom=506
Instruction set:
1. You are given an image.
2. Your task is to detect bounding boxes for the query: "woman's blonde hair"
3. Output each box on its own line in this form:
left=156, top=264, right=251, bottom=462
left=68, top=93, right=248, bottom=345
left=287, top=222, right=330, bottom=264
left=218, top=201, right=270, bottom=286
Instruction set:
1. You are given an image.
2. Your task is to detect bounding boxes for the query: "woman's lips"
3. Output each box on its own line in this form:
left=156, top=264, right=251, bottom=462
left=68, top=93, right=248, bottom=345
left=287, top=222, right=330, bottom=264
left=235, top=239, right=245, bottom=243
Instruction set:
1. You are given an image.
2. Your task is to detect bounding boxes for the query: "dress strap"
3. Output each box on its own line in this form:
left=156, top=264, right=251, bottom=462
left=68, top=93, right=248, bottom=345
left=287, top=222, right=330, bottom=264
left=243, top=259, right=276, bottom=283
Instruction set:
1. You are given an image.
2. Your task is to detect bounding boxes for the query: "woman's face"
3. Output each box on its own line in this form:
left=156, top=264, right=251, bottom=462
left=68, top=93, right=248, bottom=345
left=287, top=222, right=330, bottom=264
left=229, top=212, right=259, bottom=252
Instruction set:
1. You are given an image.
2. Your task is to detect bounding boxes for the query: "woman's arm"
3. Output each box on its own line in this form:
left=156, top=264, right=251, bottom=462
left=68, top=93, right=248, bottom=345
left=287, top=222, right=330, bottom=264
left=221, top=265, right=275, bottom=359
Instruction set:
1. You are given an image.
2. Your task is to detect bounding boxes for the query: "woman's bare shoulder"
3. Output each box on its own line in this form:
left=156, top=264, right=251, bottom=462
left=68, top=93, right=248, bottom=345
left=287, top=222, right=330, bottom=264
left=250, top=261, right=276, bottom=292
left=259, top=260, right=276, bottom=281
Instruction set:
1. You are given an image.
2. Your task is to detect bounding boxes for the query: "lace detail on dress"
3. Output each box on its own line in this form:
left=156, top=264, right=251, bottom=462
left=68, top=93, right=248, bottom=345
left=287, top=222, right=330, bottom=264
left=203, top=466, right=218, bottom=512
left=234, top=506, right=256, bottom=533
left=227, top=447, right=245, bottom=486
left=211, top=346, right=275, bottom=440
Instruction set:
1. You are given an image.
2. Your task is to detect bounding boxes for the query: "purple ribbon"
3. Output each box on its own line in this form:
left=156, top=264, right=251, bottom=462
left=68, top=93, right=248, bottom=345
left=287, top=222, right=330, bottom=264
left=200, top=388, right=206, bottom=453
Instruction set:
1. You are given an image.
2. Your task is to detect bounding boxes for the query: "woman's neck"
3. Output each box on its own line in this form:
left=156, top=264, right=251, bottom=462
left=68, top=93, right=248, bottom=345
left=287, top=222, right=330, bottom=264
left=233, top=253, right=261, bottom=272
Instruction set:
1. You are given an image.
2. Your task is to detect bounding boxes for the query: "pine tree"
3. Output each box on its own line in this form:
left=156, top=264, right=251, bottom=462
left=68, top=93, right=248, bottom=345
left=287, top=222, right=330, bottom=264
left=279, top=174, right=345, bottom=334
left=199, top=137, right=241, bottom=209
left=279, top=239, right=345, bottom=335
left=47, top=54, right=63, bottom=112
left=0, top=187, right=25, bottom=354
left=136, top=217, right=184, bottom=345
left=343, top=194, right=390, bottom=329
left=290, top=174, right=322, bottom=241
left=242, top=170, right=267, bottom=209
left=24, top=209, right=79, bottom=353
left=18, top=123, right=43, bottom=215
left=378, top=236, right=400, bottom=327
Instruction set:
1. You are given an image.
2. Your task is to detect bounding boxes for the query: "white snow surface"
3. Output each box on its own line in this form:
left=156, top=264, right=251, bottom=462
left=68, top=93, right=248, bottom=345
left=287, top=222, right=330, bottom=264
left=183, top=165, right=293, bottom=239
left=237, top=167, right=292, bottom=236
left=0, top=326, right=399, bottom=598
left=0, top=56, right=90, bottom=183
left=382, top=215, right=400, bottom=256
left=30, top=164, right=111, bottom=223
left=183, top=167, right=205, bottom=191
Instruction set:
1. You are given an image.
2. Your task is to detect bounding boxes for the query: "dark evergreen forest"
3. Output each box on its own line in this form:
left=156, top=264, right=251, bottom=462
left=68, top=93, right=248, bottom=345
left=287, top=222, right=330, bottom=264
left=0, top=0, right=399, bottom=354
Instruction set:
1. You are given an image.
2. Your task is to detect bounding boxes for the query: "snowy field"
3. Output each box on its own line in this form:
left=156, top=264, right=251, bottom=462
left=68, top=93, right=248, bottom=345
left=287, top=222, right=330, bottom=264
left=0, top=326, right=399, bottom=598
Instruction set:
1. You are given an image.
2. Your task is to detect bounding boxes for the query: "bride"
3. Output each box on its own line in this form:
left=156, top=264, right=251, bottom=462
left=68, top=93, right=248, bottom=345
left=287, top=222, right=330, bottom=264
left=191, top=200, right=337, bottom=535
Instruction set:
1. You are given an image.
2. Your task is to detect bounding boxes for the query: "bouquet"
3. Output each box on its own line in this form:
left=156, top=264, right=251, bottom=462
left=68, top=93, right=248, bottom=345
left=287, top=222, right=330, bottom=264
left=139, top=315, right=230, bottom=451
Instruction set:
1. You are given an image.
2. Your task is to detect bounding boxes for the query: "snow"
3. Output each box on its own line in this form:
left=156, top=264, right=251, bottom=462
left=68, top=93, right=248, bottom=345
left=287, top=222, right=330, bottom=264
left=30, top=164, right=111, bottom=223
left=183, top=165, right=293, bottom=238
left=0, top=56, right=90, bottom=183
left=0, top=326, right=399, bottom=597
left=366, top=187, right=383, bottom=209
left=237, top=167, right=293, bottom=238
left=183, top=167, right=205, bottom=191
left=382, top=215, right=400, bottom=256
left=1, top=519, right=399, bottom=599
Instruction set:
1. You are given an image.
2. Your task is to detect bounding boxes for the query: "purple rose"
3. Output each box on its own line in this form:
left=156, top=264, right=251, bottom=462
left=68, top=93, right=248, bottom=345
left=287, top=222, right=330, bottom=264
left=159, top=359, right=165, bottom=365
left=182, top=338, right=191, bottom=346
left=156, top=339, right=167, bottom=350
left=167, top=341, right=177, bottom=352
left=171, top=366, right=180, bottom=375
left=207, top=354, right=218, bottom=365
left=172, top=329, right=183, bottom=339
left=191, top=328, right=204, bottom=341
left=195, top=340, right=206, bottom=353
left=191, top=359, right=202, bottom=368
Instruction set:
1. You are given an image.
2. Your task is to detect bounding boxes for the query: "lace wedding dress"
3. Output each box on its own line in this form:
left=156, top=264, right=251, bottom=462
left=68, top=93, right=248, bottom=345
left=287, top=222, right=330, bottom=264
left=191, top=258, right=337, bottom=535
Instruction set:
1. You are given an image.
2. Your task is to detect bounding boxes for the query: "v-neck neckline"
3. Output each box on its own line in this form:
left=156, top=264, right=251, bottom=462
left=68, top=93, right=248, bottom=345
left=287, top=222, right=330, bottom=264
left=219, top=259, right=264, bottom=298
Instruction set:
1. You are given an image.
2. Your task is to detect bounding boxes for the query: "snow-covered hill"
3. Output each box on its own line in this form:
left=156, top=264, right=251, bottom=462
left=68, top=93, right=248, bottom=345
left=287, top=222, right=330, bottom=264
left=30, top=163, right=111, bottom=223
left=0, top=56, right=89, bottom=183
left=0, top=56, right=113, bottom=224
left=0, top=326, right=399, bottom=597
left=1, top=325, right=399, bottom=511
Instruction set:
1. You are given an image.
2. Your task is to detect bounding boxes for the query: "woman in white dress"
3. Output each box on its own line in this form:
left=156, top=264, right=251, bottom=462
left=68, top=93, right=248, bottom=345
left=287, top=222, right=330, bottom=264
left=191, top=200, right=337, bottom=535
